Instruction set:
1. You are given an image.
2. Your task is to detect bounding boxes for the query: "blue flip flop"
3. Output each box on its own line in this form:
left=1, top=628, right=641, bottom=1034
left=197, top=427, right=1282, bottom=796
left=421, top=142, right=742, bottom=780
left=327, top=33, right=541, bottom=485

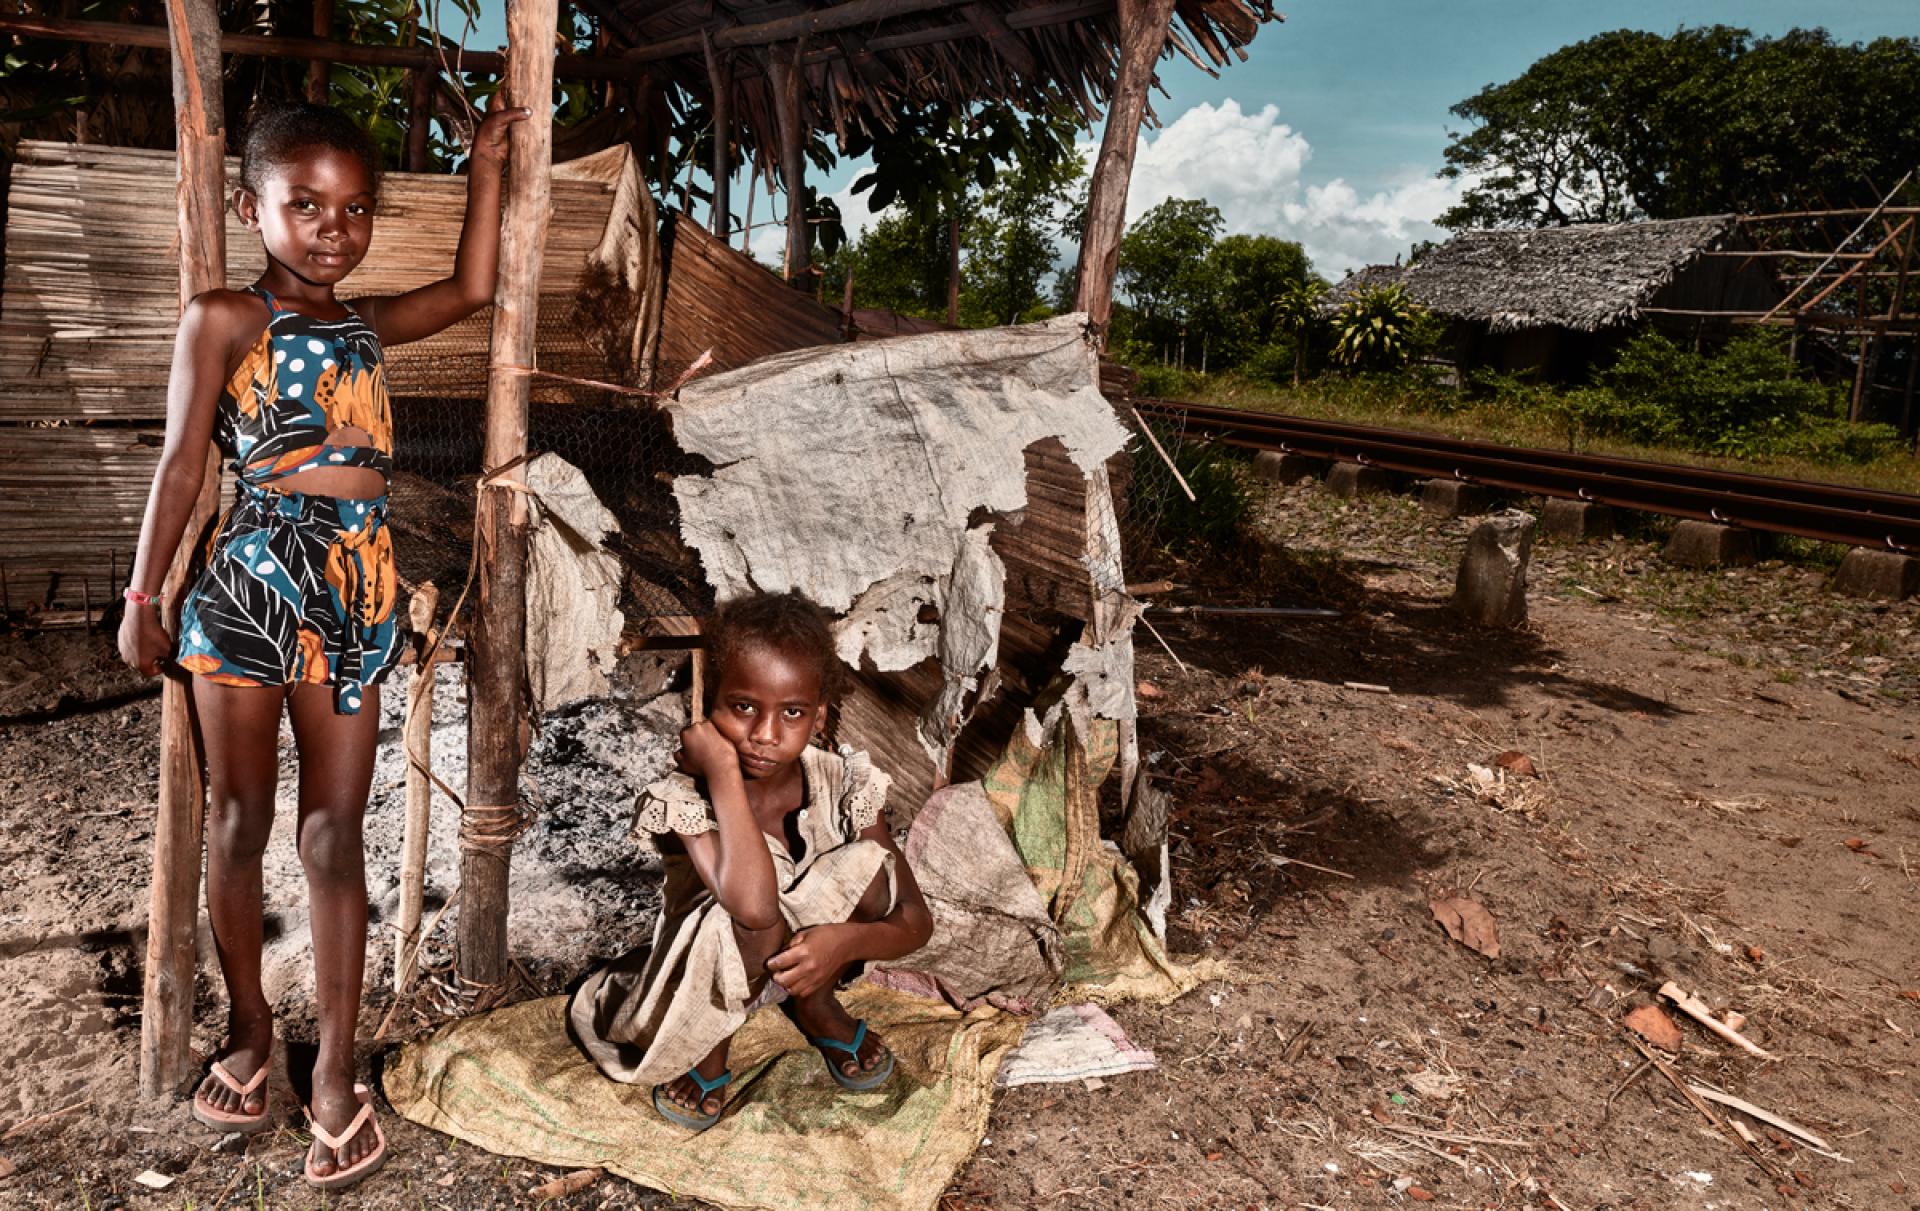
left=652, top=1067, right=732, bottom=1131
left=807, top=1020, right=896, bottom=1091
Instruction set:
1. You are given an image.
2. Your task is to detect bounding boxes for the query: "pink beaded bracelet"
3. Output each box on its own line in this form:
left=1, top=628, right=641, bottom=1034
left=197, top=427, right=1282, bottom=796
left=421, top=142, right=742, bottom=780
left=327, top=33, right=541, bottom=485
left=123, top=587, right=162, bottom=606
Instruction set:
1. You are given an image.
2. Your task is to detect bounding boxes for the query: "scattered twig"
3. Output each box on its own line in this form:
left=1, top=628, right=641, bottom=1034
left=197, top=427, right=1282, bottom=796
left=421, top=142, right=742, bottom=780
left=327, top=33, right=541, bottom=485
left=1659, top=982, right=1776, bottom=1060
left=1380, top=1124, right=1536, bottom=1149
left=1129, top=406, right=1197, bottom=502
left=1687, top=1084, right=1847, bottom=1159
left=1137, top=611, right=1190, bottom=675
left=1603, top=1058, right=1654, bottom=1119
left=1264, top=851, right=1356, bottom=880
left=1342, top=681, right=1391, bottom=694
left=375, top=888, right=463, bottom=1042
left=0, top=1098, right=89, bottom=1140
left=531, top=1167, right=603, bottom=1200
left=1623, top=1035, right=1786, bottom=1185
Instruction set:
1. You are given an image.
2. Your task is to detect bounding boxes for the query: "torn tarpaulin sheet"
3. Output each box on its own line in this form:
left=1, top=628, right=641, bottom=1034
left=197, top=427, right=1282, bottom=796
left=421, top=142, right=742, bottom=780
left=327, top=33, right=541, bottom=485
left=666, top=317, right=1132, bottom=761
left=524, top=453, right=625, bottom=713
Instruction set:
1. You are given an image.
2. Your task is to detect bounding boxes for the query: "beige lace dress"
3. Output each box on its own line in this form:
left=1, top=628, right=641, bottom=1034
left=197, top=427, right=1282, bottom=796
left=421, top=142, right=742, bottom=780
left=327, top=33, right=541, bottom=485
left=567, top=745, right=897, bottom=1087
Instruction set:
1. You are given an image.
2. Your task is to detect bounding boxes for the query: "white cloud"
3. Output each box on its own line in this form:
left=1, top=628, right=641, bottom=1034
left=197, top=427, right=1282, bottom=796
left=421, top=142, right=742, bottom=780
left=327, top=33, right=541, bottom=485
left=1097, top=99, right=1469, bottom=278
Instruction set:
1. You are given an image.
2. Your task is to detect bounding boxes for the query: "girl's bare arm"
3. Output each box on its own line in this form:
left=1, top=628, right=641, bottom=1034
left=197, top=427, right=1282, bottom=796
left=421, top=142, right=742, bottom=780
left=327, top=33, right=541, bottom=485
left=833, top=820, right=934, bottom=961
left=353, top=105, right=532, bottom=348
left=676, top=723, right=783, bottom=930
left=118, top=291, right=263, bottom=675
left=765, top=819, right=933, bottom=996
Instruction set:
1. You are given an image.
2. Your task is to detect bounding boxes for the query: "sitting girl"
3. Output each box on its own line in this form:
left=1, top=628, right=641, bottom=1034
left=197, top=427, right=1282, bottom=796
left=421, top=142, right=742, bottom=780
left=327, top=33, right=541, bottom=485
left=568, top=590, right=935, bottom=1129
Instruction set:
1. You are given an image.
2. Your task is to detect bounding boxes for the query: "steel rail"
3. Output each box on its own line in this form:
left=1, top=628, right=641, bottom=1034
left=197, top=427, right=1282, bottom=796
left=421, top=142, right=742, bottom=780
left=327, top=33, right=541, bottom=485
left=1133, top=398, right=1920, bottom=552
left=1143, top=399, right=1920, bottom=517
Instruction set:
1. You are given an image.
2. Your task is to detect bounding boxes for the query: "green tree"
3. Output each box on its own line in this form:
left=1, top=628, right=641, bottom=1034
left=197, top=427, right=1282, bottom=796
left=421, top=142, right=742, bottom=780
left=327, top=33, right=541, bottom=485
left=817, top=208, right=951, bottom=320
left=1441, top=26, right=1920, bottom=229
left=1116, top=197, right=1223, bottom=362
left=961, top=142, right=1084, bottom=325
left=844, top=101, right=1076, bottom=324
left=1272, top=277, right=1328, bottom=386
left=1194, top=233, right=1310, bottom=368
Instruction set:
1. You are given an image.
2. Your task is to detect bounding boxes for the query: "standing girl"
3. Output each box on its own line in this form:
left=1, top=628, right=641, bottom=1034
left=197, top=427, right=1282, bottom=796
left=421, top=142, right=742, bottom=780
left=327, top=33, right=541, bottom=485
left=569, top=590, right=935, bottom=1131
left=118, top=99, right=528, bottom=1190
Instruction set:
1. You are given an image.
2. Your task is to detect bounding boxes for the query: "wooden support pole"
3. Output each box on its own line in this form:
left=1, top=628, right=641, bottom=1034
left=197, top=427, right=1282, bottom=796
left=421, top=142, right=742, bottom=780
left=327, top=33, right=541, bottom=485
left=460, top=0, right=555, bottom=989
left=306, top=0, right=334, bottom=102
left=395, top=583, right=439, bottom=989
left=769, top=40, right=811, bottom=290
left=947, top=214, right=961, bottom=326
left=702, top=30, right=732, bottom=238
left=405, top=68, right=435, bottom=172
left=1072, top=0, right=1177, bottom=344
left=141, top=0, right=225, bottom=1099
left=740, top=157, right=757, bottom=252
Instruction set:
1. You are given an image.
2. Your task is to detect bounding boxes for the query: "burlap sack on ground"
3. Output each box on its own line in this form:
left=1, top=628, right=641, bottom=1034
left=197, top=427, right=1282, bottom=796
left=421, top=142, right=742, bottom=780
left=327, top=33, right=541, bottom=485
left=386, top=981, right=1023, bottom=1211
left=980, top=707, right=1219, bottom=1005
left=868, top=782, right=1063, bottom=1013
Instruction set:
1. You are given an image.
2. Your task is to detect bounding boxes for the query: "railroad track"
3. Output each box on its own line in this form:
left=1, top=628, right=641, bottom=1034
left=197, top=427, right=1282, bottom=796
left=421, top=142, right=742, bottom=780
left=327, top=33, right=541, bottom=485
left=1133, top=398, right=1920, bottom=552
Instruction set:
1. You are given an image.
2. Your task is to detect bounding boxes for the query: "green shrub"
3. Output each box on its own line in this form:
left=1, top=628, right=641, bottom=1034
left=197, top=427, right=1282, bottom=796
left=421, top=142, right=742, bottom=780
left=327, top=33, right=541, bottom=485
left=1331, top=284, right=1425, bottom=370
left=1598, top=329, right=1834, bottom=442
left=1241, top=339, right=1300, bottom=386
left=1127, top=420, right=1252, bottom=558
left=1133, top=362, right=1208, bottom=399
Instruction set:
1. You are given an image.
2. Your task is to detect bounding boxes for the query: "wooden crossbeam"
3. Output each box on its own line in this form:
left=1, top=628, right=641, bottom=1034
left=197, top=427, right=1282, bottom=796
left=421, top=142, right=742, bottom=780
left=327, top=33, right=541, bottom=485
left=0, top=12, right=635, bottom=79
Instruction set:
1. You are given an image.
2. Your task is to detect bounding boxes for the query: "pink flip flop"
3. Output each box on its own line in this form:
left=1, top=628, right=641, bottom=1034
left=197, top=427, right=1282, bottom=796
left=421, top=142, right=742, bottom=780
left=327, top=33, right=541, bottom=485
left=191, top=1044, right=273, bottom=1134
left=303, top=1083, right=388, bottom=1192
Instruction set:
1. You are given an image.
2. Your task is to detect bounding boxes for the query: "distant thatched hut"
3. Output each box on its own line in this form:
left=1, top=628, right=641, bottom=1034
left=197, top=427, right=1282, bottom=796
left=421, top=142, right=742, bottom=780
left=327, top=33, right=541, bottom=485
left=1325, top=215, right=1781, bottom=379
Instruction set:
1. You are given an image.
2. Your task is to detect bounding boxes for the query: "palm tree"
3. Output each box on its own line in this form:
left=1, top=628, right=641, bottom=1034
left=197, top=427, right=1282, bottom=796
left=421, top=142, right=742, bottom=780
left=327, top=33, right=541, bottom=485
left=1272, top=278, right=1328, bottom=386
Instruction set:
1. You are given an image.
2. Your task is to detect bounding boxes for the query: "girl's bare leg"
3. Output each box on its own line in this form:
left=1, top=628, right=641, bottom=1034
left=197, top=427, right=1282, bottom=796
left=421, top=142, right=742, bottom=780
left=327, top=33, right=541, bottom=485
left=192, top=680, right=287, bottom=1120
left=782, top=868, right=892, bottom=1078
left=287, top=682, right=381, bottom=1176
left=659, top=918, right=790, bottom=1117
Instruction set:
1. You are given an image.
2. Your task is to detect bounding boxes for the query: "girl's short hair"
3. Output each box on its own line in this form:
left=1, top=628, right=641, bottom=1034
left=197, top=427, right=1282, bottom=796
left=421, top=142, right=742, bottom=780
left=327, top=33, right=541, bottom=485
left=707, top=590, right=844, bottom=706
left=239, top=102, right=380, bottom=195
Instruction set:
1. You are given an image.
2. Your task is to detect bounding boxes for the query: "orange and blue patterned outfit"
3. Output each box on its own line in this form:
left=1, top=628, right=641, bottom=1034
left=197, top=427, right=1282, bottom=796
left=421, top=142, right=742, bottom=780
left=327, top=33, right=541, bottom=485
left=177, top=286, right=401, bottom=714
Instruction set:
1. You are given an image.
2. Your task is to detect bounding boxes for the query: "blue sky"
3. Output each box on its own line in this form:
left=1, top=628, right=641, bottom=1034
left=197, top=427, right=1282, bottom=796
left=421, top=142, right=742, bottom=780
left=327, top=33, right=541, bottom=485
left=468, top=2, right=1918, bottom=275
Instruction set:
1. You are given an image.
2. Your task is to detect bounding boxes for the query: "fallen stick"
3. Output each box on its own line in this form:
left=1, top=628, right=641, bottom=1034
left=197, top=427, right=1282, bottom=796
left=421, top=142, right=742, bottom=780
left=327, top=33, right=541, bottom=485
left=530, top=1167, right=603, bottom=1200
left=1268, top=853, right=1355, bottom=880
left=1687, top=1084, right=1841, bottom=1157
left=1128, top=406, right=1197, bottom=503
left=1, top=1097, right=90, bottom=1140
left=1659, top=982, right=1776, bottom=1060
left=1623, top=1035, right=1786, bottom=1185
left=1343, top=681, right=1391, bottom=694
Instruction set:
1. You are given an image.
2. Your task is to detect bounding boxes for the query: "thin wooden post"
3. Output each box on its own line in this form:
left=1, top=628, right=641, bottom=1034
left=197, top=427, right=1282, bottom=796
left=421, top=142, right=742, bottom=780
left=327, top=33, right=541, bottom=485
left=769, top=39, right=810, bottom=289
left=395, top=583, right=439, bottom=989
left=1072, top=0, right=1177, bottom=345
left=946, top=213, right=960, bottom=325
left=702, top=30, right=731, bottom=238
left=141, top=0, right=224, bottom=1099
left=740, top=157, right=757, bottom=252
left=1851, top=277, right=1871, bottom=422
left=306, top=0, right=333, bottom=102
left=460, top=0, right=555, bottom=989
left=405, top=68, right=435, bottom=171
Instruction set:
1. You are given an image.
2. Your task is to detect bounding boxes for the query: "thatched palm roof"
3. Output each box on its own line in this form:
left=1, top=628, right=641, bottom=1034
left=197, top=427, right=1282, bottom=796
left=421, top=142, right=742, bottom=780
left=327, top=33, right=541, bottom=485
left=1325, top=215, right=1741, bottom=333
left=581, top=0, right=1277, bottom=157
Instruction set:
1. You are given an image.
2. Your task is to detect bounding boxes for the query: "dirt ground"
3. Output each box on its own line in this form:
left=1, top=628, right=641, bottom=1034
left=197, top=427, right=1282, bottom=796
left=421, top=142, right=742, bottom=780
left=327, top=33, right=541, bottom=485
left=3, top=474, right=1918, bottom=1210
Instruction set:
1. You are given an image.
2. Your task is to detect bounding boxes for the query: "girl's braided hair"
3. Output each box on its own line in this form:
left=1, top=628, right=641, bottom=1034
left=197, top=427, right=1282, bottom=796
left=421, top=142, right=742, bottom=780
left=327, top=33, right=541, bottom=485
left=706, top=590, right=844, bottom=709
left=239, top=102, right=381, bottom=195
